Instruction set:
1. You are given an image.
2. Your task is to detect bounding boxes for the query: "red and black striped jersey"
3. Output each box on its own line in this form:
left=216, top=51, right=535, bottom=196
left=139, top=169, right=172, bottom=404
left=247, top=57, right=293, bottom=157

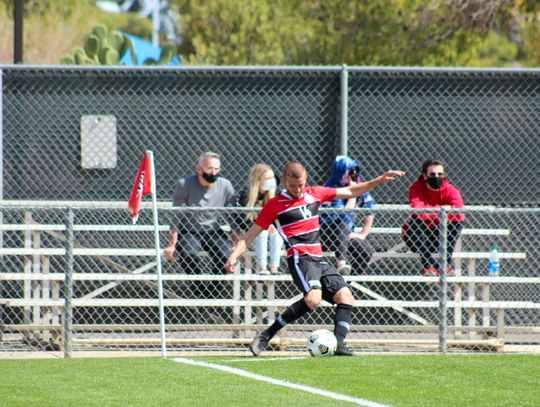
left=255, top=186, right=337, bottom=258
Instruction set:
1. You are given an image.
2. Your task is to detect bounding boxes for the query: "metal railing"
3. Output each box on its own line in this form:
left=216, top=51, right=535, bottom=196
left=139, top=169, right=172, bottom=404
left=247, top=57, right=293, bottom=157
left=0, top=203, right=538, bottom=356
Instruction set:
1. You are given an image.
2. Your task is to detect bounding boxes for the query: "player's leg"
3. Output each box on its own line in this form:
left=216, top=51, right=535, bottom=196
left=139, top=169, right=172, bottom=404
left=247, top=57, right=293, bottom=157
left=333, top=287, right=354, bottom=337
left=250, top=294, right=315, bottom=355
left=249, top=256, right=320, bottom=356
left=320, top=261, right=355, bottom=356
left=327, top=280, right=355, bottom=356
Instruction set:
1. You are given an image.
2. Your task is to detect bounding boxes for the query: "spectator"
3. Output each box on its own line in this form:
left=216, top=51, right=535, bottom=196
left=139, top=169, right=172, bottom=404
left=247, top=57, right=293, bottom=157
left=164, top=152, right=236, bottom=284
left=225, top=161, right=404, bottom=356
left=402, top=158, right=465, bottom=276
left=320, top=156, right=375, bottom=275
left=237, top=164, right=283, bottom=275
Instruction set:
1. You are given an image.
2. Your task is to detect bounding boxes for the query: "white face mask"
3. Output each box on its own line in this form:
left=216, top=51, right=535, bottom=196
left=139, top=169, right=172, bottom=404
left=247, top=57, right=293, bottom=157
left=261, top=178, right=277, bottom=192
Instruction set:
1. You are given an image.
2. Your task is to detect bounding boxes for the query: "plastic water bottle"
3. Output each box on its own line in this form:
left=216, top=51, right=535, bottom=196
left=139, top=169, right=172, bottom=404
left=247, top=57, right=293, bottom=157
left=488, top=245, right=500, bottom=277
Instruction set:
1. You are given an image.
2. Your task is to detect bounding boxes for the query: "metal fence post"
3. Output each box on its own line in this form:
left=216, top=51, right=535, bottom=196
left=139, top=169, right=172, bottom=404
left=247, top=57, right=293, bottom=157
left=438, top=207, right=448, bottom=353
left=0, top=70, right=3, bottom=252
left=0, top=68, right=3, bottom=204
left=339, top=65, right=349, bottom=156
left=63, top=207, right=74, bottom=358
left=14, top=0, right=24, bottom=64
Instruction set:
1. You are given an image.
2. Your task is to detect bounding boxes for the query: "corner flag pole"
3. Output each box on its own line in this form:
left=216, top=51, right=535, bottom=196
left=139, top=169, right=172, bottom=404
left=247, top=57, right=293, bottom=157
left=127, top=151, right=167, bottom=357
left=146, top=151, right=167, bottom=358
left=147, top=151, right=167, bottom=358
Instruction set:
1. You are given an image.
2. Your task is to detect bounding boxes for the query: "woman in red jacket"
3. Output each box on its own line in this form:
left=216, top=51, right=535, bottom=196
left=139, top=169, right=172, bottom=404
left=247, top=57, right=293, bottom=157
left=402, top=159, right=464, bottom=276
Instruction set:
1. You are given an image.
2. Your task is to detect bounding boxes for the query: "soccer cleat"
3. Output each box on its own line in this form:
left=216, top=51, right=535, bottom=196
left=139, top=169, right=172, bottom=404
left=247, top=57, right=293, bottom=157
left=249, top=331, right=271, bottom=356
left=421, top=267, right=439, bottom=276
left=335, top=344, right=354, bottom=356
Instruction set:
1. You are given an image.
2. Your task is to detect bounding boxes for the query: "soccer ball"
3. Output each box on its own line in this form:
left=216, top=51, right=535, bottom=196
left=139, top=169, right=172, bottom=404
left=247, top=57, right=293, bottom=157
left=307, top=329, right=337, bottom=357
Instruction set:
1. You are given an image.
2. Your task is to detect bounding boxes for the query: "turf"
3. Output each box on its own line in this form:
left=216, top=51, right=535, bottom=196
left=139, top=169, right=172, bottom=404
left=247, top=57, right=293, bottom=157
left=0, top=354, right=538, bottom=406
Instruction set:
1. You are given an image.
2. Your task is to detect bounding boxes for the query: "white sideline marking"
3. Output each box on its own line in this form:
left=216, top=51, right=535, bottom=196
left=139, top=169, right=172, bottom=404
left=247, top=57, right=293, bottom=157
left=173, top=357, right=390, bottom=407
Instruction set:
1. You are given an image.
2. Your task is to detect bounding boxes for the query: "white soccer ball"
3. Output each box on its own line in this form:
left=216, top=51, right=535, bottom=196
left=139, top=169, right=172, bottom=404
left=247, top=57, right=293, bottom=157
left=307, top=329, right=337, bottom=357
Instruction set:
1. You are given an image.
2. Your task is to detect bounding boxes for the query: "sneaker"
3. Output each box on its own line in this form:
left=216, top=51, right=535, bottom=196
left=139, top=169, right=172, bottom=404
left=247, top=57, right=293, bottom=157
left=249, top=331, right=271, bottom=356
left=335, top=344, right=354, bottom=356
left=337, top=264, right=352, bottom=275
left=445, top=266, right=455, bottom=276
left=256, top=269, right=270, bottom=275
left=421, top=267, right=439, bottom=276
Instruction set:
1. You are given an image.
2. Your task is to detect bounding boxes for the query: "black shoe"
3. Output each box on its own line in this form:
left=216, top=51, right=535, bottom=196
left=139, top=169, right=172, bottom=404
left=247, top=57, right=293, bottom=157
left=249, top=331, right=271, bottom=356
left=335, top=344, right=354, bottom=356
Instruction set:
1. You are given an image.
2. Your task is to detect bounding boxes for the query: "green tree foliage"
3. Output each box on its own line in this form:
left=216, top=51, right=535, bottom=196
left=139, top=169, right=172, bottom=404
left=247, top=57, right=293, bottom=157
left=174, top=0, right=540, bottom=67
left=177, top=1, right=285, bottom=64
left=2, top=0, right=540, bottom=67
left=519, top=2, right=540, bottom=66
left=473, top=31, right=518, bottom=67
left=0, top=0, right=155, bottom=64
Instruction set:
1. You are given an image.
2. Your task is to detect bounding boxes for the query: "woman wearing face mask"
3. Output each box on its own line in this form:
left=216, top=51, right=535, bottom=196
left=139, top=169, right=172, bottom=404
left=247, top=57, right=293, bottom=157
left=237, top=164, right=283, bottom=274
left=402, top=158, right=465, bottom=276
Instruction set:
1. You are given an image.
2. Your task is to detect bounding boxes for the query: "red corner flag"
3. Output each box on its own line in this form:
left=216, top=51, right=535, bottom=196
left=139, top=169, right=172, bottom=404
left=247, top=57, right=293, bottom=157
left=127, top=152, right=153, bottom=224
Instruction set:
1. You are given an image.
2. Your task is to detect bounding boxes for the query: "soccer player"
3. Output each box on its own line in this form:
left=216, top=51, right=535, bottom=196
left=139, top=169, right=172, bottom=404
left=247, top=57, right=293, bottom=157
left=225, top=161, right=405, bottom=356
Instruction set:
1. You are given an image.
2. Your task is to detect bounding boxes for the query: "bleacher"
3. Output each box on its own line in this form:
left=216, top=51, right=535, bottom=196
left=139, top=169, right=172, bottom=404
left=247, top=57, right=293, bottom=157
left=0, top=203, right=538, bottom=354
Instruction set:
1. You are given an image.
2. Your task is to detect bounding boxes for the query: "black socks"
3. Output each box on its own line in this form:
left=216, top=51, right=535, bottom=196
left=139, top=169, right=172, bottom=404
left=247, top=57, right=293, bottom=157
left=265, top=300, right=353, bottom=346
left=266, top=298, right=311, bottom=338
left=334, top=303, right=353, bottom=345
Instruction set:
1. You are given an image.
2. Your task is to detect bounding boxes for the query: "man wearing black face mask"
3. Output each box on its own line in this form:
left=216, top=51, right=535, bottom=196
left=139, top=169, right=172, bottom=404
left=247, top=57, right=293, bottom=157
left=165, top=152, right=237, bottom=295
left=402, top=159, right=464, bottom=276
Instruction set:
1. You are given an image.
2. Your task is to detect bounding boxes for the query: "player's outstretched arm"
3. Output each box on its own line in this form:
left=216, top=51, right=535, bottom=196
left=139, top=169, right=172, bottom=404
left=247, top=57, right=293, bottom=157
left=225, top=224, right=264, bottom=273
left=336, top=170, right=405, bottom=199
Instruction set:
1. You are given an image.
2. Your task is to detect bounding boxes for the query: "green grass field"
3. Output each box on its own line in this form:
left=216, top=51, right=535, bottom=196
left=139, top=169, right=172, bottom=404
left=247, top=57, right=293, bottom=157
left=0, top=354, right=538, bottom=406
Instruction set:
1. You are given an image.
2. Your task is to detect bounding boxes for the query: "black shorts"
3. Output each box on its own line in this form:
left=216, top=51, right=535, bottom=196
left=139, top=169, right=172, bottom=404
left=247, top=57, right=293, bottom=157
left=287, top=255, right=348, bottom=304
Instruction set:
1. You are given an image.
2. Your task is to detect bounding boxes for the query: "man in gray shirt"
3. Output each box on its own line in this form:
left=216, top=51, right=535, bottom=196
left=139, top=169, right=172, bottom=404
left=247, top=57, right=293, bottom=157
left=164, top=152, right=236, bottom=282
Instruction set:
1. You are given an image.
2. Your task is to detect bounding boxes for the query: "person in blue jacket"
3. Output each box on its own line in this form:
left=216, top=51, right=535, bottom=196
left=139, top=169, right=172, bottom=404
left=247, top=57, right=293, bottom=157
left=320, top=156, right=375, bottom=274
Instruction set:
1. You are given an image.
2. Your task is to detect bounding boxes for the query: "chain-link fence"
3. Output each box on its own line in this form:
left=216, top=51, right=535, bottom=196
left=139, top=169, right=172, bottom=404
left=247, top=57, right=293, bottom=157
left=1, top=66, right=540, bottom=205
left=1, top=204, right=538, bottom=356
left=1, top=65, right=539, bottom=356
